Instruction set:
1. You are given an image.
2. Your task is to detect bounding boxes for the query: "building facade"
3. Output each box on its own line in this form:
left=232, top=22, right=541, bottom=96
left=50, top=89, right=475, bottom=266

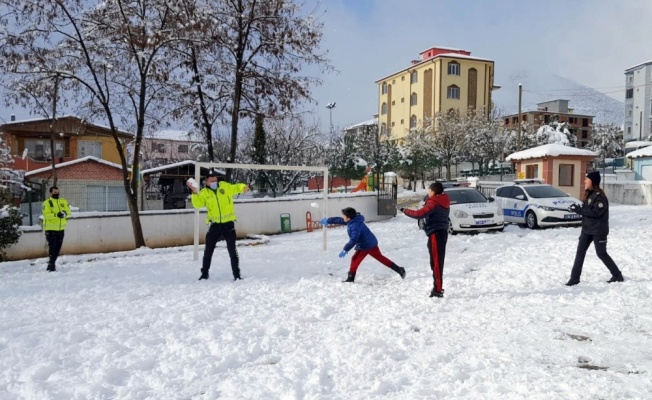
left=503, top=100, right=594, bottom=148
left=624, top=60, right=652, bottom=142
left=140, top=130, right=203, bottom=168
left=376, top=46, right=496, bottom=141
left=0, top=115, right=133, bottom=171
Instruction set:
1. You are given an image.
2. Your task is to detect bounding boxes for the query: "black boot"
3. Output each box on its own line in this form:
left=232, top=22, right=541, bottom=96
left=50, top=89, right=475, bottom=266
left=389, top=263, right=406, bottom=279
left=430, top=287, right=443, bottom=298
left=607, top=275, right=624, bottom=283
left=233, top=274, right=242, bottom=281
left=343, top=271, right=355, bottom=283
left=198, top=270, right=209, bottom=280
left=46, top=263, right=56, bottom=272
left=565, top=279, right=580, bottom=286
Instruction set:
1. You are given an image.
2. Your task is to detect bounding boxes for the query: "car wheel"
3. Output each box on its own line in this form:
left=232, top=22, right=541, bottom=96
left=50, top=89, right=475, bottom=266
left=448, top=219, right=458, bottom=235
left=526, top=211, right=538, bottom=229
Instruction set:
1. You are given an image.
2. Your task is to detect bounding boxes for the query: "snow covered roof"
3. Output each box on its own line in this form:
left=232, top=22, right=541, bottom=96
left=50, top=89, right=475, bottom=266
left=624, top=140, right=652, bottom=149
left=141, top=160, right=197, bottom=175
left=625, top=60, right=652, bottom=72
left=25, top=156, right=127, bottom=176
left=419, top=45, right=469, bottom=53
left=345, top=118, right=378, bottom=130
left=147, top=130, right=200, bottom=142
left=627, top=146, right=652, bottom=159
left=506, top=144, right=598, bottom=161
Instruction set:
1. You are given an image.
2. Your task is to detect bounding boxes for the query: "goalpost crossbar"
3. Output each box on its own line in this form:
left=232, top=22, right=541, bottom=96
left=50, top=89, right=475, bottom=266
left=193, top=162, right=329, bottom=260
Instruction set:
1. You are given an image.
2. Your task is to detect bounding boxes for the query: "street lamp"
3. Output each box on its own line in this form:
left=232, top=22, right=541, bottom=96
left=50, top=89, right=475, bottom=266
left=326, top=102, right=336, bottom=132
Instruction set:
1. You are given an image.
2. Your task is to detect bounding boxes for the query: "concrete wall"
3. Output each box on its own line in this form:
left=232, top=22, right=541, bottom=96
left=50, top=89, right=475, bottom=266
left=604, top=181, right=652, bottom=205
left=5, top=193, right=388, bottom=261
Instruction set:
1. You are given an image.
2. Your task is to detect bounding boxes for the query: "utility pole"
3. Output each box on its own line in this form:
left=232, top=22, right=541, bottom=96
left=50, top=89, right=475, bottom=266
left=49, top=72, right=60, bottom=186
left=517, top=83, right=522, bottom=151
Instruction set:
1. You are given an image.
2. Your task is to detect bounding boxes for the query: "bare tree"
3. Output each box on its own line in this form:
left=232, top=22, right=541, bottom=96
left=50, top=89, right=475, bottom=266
left=200, top=0, right=331, bottom=174
left=0, top=0, right=194, bottom=247
left=432, top=111, right=469, bottom=181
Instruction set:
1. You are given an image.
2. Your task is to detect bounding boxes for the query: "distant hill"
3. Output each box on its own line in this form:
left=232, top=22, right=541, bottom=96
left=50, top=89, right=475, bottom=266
left=492, top=70, right=624, bottom=126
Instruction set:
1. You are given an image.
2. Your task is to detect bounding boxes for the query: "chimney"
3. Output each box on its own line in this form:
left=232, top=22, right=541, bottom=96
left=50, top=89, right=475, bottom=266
left=10, top=114, right=15, bottom=121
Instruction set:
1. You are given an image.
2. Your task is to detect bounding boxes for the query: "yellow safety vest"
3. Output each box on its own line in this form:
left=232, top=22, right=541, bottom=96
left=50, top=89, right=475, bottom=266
left=191, top=181, right=247, bottom=224
left=42, top=197, right=71, bottom=231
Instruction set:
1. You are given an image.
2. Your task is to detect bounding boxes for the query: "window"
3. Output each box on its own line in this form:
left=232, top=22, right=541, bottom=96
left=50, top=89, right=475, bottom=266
left=401, top=76, right=405, bottom=81
left=410, top=115, right=417, bottom=129
left=381, top=83, right=387, bottom=94
left=78, top=140, right=102, bottom=159
left=178, top=144, right=188, bottom=153
left=629, top=109, right=633, bottom=116
left=25, top=139, right=65, bottom=161
left=544, top=115, right=550, bottom=124
left=401, top=97, right=404, bottom=103
left=411, top=71, right=418, bottom=83
left=391, top=122, right=395, bottom=127
left=568, top=117, right=576, bottom=124
left=626, top=88, right=633, bottom=99
left=380, top=123, right=387, bottom=136
left=447, top=61, right=460, bottom=76
left=410, top=93, right=417, bottom=106
left=558, top=164, right=574, bottom=186
left=525, top=164, right=538, bottom=179
left=152, top=142, right=165, bottom=153
left=582, top=118, right=589, bottom=127
left=511, top=187, right=525, bottom=199
left=447, top=85, right=460, bottom=99
left=628, top=76, right=633, bottom=82
left=400, top=119, right=404, bottom=125
left=391, top=100, right=395, bottom=106
left=381, top=103, right=388, bottom=115
left=627, top=126, right=632, bottom=134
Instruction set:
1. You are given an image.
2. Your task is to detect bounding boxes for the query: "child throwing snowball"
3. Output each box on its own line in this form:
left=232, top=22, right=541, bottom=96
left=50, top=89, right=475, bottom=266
left=321, top=207, right=405, bottom=283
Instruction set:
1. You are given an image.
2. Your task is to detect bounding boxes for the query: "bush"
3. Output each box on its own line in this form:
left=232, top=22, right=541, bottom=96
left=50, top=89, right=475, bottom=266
left=0, top=189, right=22, bottom=261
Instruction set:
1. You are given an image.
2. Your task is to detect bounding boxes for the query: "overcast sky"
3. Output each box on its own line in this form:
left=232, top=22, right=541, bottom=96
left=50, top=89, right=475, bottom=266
left=1, top=0, right=650, bottom=132
left=305, top=0, right=652, bottom=129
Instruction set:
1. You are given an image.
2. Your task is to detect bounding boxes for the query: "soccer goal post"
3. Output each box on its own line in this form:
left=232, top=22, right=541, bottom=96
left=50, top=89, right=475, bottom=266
left=192, top=162, right=330, bottom=260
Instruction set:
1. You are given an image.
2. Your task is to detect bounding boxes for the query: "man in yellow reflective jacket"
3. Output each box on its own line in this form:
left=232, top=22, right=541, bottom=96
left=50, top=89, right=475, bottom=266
left=188, top=169, right=249, bottom=280
left=42, top=186, right=71, bottom=272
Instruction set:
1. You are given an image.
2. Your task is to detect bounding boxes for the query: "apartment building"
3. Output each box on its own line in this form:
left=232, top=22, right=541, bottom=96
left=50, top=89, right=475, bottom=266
left=141, top=130, right=203, bottom=168
left=376, top=46, right=496, bottom=141
left=624, top=60, right=652, bottom=142
left=502, top=100, right=594, bottom=148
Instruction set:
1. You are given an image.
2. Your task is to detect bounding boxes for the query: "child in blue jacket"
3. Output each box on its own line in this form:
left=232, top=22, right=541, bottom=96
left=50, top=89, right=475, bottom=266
left=321, top=207, right=405, bottom=283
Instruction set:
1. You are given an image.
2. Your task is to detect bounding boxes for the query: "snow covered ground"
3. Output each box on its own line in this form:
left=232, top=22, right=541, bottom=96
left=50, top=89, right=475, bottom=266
left=1, top=203, right=651, bottom=399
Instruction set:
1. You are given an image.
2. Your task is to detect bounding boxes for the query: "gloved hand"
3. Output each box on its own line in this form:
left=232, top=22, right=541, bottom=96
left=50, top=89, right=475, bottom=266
left=320, top=218, right=328, bottom=225
left=568, top=204, right=579, bottom=213
left=57, top=211, right=67, bottom=218
left=398, top=207, right=405, bottom=213
left=338, top=250, right=347, bottom=258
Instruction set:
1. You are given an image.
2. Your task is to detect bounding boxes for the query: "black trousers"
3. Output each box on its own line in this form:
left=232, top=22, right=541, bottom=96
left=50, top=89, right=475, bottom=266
left=427, top=230, right=448, bottom=292
left=570, top=232, right=621, bottom=281
left=203, top=221, right=240, bottom=278
left=45, top=230, right=65, bottom=266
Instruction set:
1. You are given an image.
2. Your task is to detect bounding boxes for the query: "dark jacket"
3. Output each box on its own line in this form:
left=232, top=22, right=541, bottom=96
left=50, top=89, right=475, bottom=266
left=326, top=213, right=378, bottom=252
left=403, top=193, right=451, bottom=235
left=576, top=190, right=609, bottom=236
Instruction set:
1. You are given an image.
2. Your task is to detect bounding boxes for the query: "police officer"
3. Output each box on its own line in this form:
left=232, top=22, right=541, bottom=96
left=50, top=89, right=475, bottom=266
left=566, top=171, right=623, bottom=286
left=42, top=186, right=71, bottom=272
left=187, top=169, right=249, bottom=281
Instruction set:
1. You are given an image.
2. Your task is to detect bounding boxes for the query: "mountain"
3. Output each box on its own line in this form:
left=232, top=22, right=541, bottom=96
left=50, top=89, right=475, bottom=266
left=492, top=70, right=624, bottom=126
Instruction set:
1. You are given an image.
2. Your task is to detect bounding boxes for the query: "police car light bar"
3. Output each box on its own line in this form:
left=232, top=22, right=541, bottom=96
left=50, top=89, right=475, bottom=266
left=513, top=178, right=545, bottom=185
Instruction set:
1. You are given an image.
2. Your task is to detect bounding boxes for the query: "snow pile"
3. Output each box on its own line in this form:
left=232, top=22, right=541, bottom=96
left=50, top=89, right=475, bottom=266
left=1, top=206, right=651, bottom=398
left=507, top=143, right=597, bottom=161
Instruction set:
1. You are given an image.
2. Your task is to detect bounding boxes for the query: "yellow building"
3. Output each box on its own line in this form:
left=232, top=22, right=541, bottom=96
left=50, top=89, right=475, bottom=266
left=376, top=46, right=497, bottom=140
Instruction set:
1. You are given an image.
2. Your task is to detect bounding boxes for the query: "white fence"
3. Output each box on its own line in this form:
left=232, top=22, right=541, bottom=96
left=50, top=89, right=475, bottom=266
left=5, top=193, right=388, bottom=261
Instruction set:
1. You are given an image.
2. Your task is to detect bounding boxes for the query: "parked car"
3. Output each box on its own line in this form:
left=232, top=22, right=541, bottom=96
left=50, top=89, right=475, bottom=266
left=493, top=179, right=582, bottom=229
left=417, top=187, right=504, bottom=234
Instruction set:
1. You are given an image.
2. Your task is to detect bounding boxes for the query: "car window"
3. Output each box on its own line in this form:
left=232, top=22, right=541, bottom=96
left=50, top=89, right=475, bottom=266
left=446, top=189, right=488, bottom=204
left=524, top=185, right=570, bottom=198
left=511, top=187, right=525, bottom=199
left=496, top=186, right=513, bottom=198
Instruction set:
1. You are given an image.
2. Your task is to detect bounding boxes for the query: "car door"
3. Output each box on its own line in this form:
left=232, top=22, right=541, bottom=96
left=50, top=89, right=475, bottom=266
left=509, top=186, right=529, bottom=223
left=496, top=187, right=516, bottom=223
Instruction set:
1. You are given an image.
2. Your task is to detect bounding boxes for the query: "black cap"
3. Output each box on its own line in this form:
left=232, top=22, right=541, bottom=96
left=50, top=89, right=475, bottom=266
left=586, top=171, right=601, bottom=187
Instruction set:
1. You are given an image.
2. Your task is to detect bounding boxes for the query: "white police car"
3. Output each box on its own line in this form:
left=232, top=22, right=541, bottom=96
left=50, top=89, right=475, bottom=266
left=417, top=187, right=504, bottom=234
left=493, top=179, right=582, bottom=229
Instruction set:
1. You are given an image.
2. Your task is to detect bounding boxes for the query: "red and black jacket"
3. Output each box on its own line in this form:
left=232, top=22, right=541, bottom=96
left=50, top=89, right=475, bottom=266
left=404, top=193, right=451, bottom=235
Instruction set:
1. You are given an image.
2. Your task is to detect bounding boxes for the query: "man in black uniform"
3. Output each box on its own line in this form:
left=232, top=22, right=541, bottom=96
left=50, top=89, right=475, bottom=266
left=565, top=171, right=623, bottom=286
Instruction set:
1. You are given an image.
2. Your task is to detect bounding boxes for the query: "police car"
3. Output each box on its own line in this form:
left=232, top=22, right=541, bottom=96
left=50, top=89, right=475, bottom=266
left=417, top=186, right=504, bottom=234
left=493, top=179, right=582, bottom=229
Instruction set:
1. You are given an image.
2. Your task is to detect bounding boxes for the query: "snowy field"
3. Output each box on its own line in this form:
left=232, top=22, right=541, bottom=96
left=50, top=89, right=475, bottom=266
left=1, top=203, right=652, bottom=399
